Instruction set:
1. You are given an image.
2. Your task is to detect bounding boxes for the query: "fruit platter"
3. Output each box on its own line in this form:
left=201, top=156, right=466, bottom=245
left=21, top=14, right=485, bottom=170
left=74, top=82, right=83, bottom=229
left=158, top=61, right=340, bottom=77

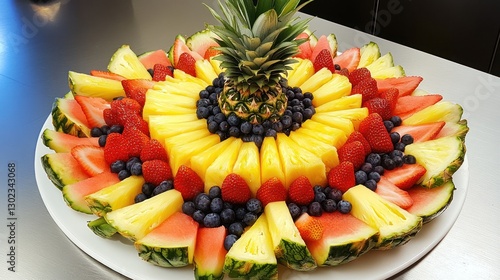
left=35, top=0, right=469, bottom=279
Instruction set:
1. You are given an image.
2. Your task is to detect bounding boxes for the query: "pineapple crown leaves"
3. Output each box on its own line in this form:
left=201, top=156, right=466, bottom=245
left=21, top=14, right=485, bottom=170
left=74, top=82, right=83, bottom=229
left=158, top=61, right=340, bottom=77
left=205, top=0, right=313, bottom=94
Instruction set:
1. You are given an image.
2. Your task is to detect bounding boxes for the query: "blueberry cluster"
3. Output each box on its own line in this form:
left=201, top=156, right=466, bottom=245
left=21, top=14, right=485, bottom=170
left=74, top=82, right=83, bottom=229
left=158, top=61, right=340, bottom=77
left=90, top=124, right=124, bottom=147
left=110, top=156, right=143, bottom=180
left=134, top=180, right=174, bottom=203
left=181, top=186, right=264, bottom=250
left=195, top=74, right=316, bottom=148
left=287, top=186, right=352, bottom=219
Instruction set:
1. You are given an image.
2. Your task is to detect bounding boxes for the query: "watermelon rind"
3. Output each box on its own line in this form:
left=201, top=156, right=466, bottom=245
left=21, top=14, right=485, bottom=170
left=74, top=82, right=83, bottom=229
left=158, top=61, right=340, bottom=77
left=87, top=217, right=118, bottom=239
left=41, top=153, right=89, bottom=190
left=51, top=97, right=91, bottom=138
left=42, top=128, right=99, bottom=153
left=407, top=180, right=456, bottom=223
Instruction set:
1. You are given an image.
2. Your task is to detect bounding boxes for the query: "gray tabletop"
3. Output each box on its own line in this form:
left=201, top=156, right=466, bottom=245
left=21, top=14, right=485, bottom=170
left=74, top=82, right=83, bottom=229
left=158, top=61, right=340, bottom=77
left=1, top=0, right=499, bottom=279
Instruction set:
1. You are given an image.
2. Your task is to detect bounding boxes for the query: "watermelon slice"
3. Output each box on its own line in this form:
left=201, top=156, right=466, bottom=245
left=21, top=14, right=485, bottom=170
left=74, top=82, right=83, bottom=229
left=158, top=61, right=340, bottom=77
left=42, top=128, right=99, bottom=153
left=391, top=121, right=445, bottom=142
left=375, top=177, right=413, bottom=208
left=168, top=35, right=203, bottom=67
left=332, top=47, right=360, bottom=72
left=310, top=35, right=331, bottom=63
left=393, top=94, right=443, bottom=119
left=62, top=172, right=120, bottom=214
left=138, top=49, right=172, bottom=69
left=295, top=32, right=314, bottom=59
left=193, top=226, right=227, bottom=280
left=382, top=163, right=427, bottom=190
left=41, top=153, right=90, bottom=189
left=305, top=212, right=378, bottom=266
left=406, top=180, right=455, bottom=223
left=376, top=76, right=423, bottom=97
left=74, top=95, right=110, bottom=128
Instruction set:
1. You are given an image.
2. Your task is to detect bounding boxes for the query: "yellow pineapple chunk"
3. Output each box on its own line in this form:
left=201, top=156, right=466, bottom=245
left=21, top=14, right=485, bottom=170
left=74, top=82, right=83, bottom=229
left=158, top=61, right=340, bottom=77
left=149, top=118, right=207, bottom=145
left=312, top=73, right=351, bottom=107
left=233, top=142, right=261, bottom=196
left=315, top=94, right=362, bottom=113
left=195, top=59, right=219, bottom=84
left=296, top=127, right=346, bottom=149
left=299, top=67, right=333, bottom=94
left=209, top=56, right=223, bottom=75
left=164, top=129, right=212, bottom=153
left=204, top=138, right=243, bottom=192
left=155, top=79, right=205, bottom=99
left=402, top=101, right=463, bottom=125
left=300, top=120, right=347, bottom=148
left=190, top=138, right=236, bottom=180
left=143, top=89, right=197, bottom=120
left=287, top=59, right=315, bottom=87
left=289, top=131, right=339, bottom=171
left=68, top=71, right=126, bottom=101
left=173, top=69, right=209, bottom=87
left=315, top=108, right=369, bottom=130
left=169, top=134, right=220, bottom=175
left=276, top=134, right=326, bottom=188
left=260, top=137, right=286, bottom=186
left=311, top=114, right=355, bottom=136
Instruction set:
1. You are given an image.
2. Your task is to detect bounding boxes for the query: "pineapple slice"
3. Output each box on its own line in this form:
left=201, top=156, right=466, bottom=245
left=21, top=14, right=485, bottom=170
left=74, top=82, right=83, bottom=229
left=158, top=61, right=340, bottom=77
left=173, top=69, right=209, bottom=87
left=260, top=136, right=286, bottom=186
left=295, top=127, right=346, bottom=149
left=300, top=120, right=348, bottom=148
left=343, top=185, right=423, bottom=250
left=315, top=94, right=362, bottom=113
left=85, top=175, right=145, bottom=217
left=209, top=56, right=223, bottom=75
left=299, top=67, right=333, bottom=94
left=143, top=90, right=197, bottom=120
left=154, top=80, right=205, bottom=99
left=68, top=71, right=126, bottom=101
left=311, top=114, right=355, bottom=136
left=104, top=189, right=183, bottom=241
left=190, top=138, right=236, bottom=181
left=164, top=128, right=212, bottom=153
left=107, top=45, right=152, bottom=80
left=314, top=108, right=369, bottom=130
left=232, top=142, right=261, bottom=196
left=402, top=101, right=463, bottom=125
left=169, top=134, right=220, bottom=175
left=404, top=136, right=466, bottom=188
left=287, top=59, right=315, bottom=87
left=276, top=134, right=326, bottom=188
left=312, top=73, right=352, bottom=107
left=289, top=131, right=339, bottom=171
left=195, top=59, right=219, bottom=84
left=204, top=138, right=243, bottom=191
left=149, top=118, right=207, bottom=145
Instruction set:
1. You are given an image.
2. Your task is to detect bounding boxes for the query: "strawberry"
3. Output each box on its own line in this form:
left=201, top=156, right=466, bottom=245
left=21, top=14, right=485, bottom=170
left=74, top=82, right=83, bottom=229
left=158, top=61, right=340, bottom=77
left=375, top=177, right=413, bottom=208
left=294, top=213, right=324, bottom=241
left=124, top=114, right=150, bottom=136
left=345, top=131, right=371, bottom=155
left=288, top=176, right=314, bottom=205
left=383, top=163, right=427, bottom=190
left=74, top=95, right=110, bottom=128
left=176, top=52, right=197, bottom=77
left=327, top=161, right=356, bottom=193
left=71, top=145, right=109, bottom=176
left=121, top=126, right=149, bottom=158
left=90, top=70, right=126, bottom=81
left=379, top=87, right=399, bottom=113
left=152, top=63, right=173, bottom=82
left=204, top=47, right=221, bottom=59
left=103, top=108, right=118, bottom=126
left=103, top=133, right=129, bottom=164
left=337, top=141, right=365, bottom=169
left=221, top=173, right=252, bottom=204
left=256, top=177, right=288, bottom=207
left=121, top=79, right=156, bottom=107
left=174, top=165, right=204, bottom=200
left=313, top=49, right=335, bottom=73
left=363, top=97, right=392, bottom=120
left=358, top=113, right=394, bottom=153
left=140, top=138, right=169, bottom=162
left=348, top=67, right=371, bottom=86
left=142, top=159, right=173, bottom=186
left=351, top=77, right=379, bottom=102
left=335, top=67, right=350, bottom=77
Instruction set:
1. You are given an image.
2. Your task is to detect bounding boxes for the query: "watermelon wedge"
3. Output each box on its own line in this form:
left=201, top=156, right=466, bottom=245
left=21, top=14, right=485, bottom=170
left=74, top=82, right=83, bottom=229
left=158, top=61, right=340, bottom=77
left=310, top=35, right=331, bottom=63
left=391, top=121, right=445, bottom=142
left=42, top=129, right=99, bottom=153
left=393, top=94, right=443, bottom=119
left=376, top=76, right=423, bottom=97
left=295, top=32, right=314, bottom=59
left=138, top=49, right=172, bottom=69
left=193, top=226, right=227, bottom=280
left=406, top=180, right=455, bottom=223
left=332, top=47, right=360, bottom=72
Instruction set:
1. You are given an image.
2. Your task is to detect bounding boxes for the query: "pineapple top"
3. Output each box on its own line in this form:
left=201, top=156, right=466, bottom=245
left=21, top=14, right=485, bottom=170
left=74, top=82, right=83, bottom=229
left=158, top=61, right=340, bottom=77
left=206, top=0, right=312, bottom=95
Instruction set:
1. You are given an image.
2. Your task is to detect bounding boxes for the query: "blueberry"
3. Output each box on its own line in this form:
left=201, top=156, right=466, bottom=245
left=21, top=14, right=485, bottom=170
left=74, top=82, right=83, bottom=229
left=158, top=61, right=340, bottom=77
left=290, top=99, right=300, bottom=106
left=209, top=93, right=218, bottom=104
left=369, top=172, right=381, bottom=182
left=313, top=185, right=323, bottom=194
left=374, top=165, right=385, bottom=175
left=327, top=188, right=343, bottom=202
left=223, top=201, right=234, bottom=210
left=152, top=182, right=170, bottom=196
left=314, top=191, right=326, bottom=203
left=110, top=160, right=126, bottom=173
left=134, top=193, right=147, bottom=203
left=291, top=122, right=301, bottom=131
left=142, top=183, right=155, bottom=197
left=337, top=200, right=352, bottom=214
left=195, top=193, right=211, bottom=212
left=251, top=134, right=263, bottom=148
left=182, top=201, right=196, bottom=216
left=382, top=157, right=396, bottom=170
left=302, top=98, right=312, bottom=108
left=210, top=197, right=224, bottom=213
left=206, top=85, right=216, bottom=93
left=364, top=179, right=377, bottom=191
left=281, top=115, right=292, bottom=128
left=126, top=157, right=141, bottom=171
left=390, top=150, right=404, bottom=158
left=227, top=114, right=240, bottom=126
left=390, top=132, right=401, bottom=144
left=393, top=155, right=404, bottom=167
left=403, top=154, right=417, bottom=164
left=219, top=121, right=229, bottom=132
left=130, top=161, right=142, bottom=176
left=91, top=127, right=103, bottom=137
left=98, top=134, right=107, bottom=147
left=321, top=199, right=337, bottom=213
left=208, top=186, right=221, bottom=199
left=203, top=213, right=221, bottom=228
left=224, top=234, right=238, bottom=251
left=394, top=142, right=406, bottom=152
left=208, top=121, right=219, bottom=133
left=390, top=116, right=402, bottom=127
left=109, top=124, right=124, bottom=134
left=303, top=108, right=314, bottom=120
left=355, top=170, right=368, bottom=184
left=308, top=202, right=323, bottom=217
left=199, top=89, right=210, bottom=99
left=240, top=122, right=252, bottom=134
left=401, top=134, right=414, bottom=145
left=271, top=121, right=283, bottom=132
left=292, top=111, right=303, bottom=124
left=118, top=169, right=130, bottom=180
left=360, top=162, right=373, bottom=173
left=214, top=112, right=226, bottom=123
left=235, top=207, right=247, bottom=221
left=242, top=212, right=258, bottom=226
left=196, top=107, right=210, bottom=119
left=365, top=153, right=381, bottom=166
left=252, top=124, right=264, bottom=136
left=228, top=222, right=245, bottom=236
left=246, top=198, right=263, bottom=214
left=228, top=126, right=241, bottom=137
left=158, top=180, right=174, bottom=191
left=295, top=92, right=304, bottom=100
left=383, top=120, right=394, bottom=132
left=100, top=125, right=110, bottom=135
left=287, top=203, right=301, bottom=220
left=304, top=92, right=313, bottom=100
left=197, top=98, right=211, bottom=107
left=192, top=210, right=205, bottom=224
left=220, top=208, right=236, bottom=225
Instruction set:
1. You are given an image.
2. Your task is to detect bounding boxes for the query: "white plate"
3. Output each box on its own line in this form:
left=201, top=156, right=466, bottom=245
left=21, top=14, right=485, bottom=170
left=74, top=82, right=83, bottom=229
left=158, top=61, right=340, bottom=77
left=35, top=115, right=469, bottom=280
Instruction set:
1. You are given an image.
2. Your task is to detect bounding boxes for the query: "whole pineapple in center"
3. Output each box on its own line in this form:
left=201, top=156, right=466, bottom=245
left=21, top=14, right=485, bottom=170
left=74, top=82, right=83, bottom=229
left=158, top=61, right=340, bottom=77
left=207, top=0, right=312, bottom=124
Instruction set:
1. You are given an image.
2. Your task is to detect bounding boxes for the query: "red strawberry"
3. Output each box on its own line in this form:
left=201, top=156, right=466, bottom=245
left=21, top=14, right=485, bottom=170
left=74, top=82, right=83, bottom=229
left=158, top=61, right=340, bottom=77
left=74, top=95, right=110, bottom=128
left=124, top=114, right=150, bottom=136
left=335, top=67, right=350, bottom=77
left=103, top=108, right=118, bottom=126
left=176, top=52, right=197, bottom=77
left=142, top=159, right=173, bottom=186
left=332, top=47, right=360, bottom=72
left=152, top=63, right=173, bottom=82
left=122, top=126, right=149, bottom=158
left=337, top=141, right=366, bottom=169
left=71, top=145, right=109, bottom=177
left=363, top=97, right=392, bottom=120
left=109, top=98, right=142, bottom=126
left=256, top=177, right=288, bottom=207
left=375, top=177, right=413, bottom=208
left=288, top=176, right=314, bottom=205
left=327, top=161, right=356, bottom=193
left=351, top=77, right=379, bottom=102
left=204, top=47, right=221, bottom=59
left=103, top=133, right=129, bottom=164
left=140, top=138, right=169, bottom=162
left=90, top=70, right=126, bottom=81
left=358, top=113, right=394, bottom=153
left=383, top=163, right=427, bottom=190
left=345, top=131, right=371, bottom=155
left=174, top=165, right=204, bottom=200
left=121, top=79, right=156, bottom=107
left=294, top=213, right=324, bottom=241
left=379, top=87, right=399, bottom=113
left=348, top=67, right=371, bottom=86
left=221, top=173, right=252, bottom=204
left=313, top=49, right=335, bottom=73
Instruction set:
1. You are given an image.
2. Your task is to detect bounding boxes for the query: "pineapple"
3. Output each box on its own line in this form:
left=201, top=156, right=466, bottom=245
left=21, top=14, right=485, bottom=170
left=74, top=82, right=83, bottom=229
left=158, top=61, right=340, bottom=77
left=287, top=59, right=315, bottom=87
left=315, top=94, right=362, bottom=113
left=402, top=101, right=463, bottom=125
left=107, top=45, right=152, bottom=80
left=311, top=73, right=352, bottom=107
left=315, top=107, right=369, bottom=130
left=148, top=118, right=207, bottom=145
left=195, top=59, right=219, bottom=84
left=260, top=136, right=286, bottom=186
left=300, top=120, right=348, bottom=148
left=232, top=142, right=261, bottom=195
left=190, top=138, right=237, bottom=181
left=68, top=71, right=126, bottom=101
left=204, top=138, right=243, bottom=192
left=299, top=67, right=334, bottom=94
left=289, top=131, right=339, bottom=171
left=206, top=0, right=312, bottom=124
left=311, top=114, right=355, bottom=135
left=168, top=134, right=221, bottom=176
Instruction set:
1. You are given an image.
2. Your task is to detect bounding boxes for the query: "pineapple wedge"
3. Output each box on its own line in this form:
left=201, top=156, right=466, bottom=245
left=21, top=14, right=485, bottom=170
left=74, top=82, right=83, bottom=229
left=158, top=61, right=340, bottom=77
left=149, top=118, right=207, bottom=144
left=315, top=94, right=362, bottom=113
left=164, top=129, right=212, bottom=153
left=68, top=71, right=126, bottom=101
left=314, top=108, right=369, bottom=130
left=312, top=73, right=352, bottom=107
left=299, top=67, right=333, bottom=94
left=358, top=41, right=381, bottom=68
left=195, top=59, right=219, bottom=84
left=289, top=131, right=339, bottom=171
left=311, top=114, right=355, bottom=136
left=232, top=142, right=261, bottom=196
left=173, top=69, right=209, bottom=87
left=190, top=138, right=237, bottom=181
left=107, top=45, right=152, bottom=80
left=169, top=134, right=221, bottom=176
left=260, top=136, right=286, bottom=186
left=287, top=59, right=315, bottom=87
left=299, top=120, right=348, bottom=148
left=403, top=101, right=463, bottom=125
left=204, top=138, right=243, bottom=192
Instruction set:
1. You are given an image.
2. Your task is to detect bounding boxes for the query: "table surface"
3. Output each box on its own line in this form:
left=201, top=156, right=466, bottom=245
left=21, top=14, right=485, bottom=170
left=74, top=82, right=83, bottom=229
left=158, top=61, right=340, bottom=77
left=1, top=0, right=499, bottom=279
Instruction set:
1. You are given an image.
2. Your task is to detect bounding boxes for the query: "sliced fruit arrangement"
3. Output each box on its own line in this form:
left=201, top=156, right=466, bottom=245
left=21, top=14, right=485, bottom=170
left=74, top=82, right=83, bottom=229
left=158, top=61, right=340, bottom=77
left=38, top=0, right=469, bottom=278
